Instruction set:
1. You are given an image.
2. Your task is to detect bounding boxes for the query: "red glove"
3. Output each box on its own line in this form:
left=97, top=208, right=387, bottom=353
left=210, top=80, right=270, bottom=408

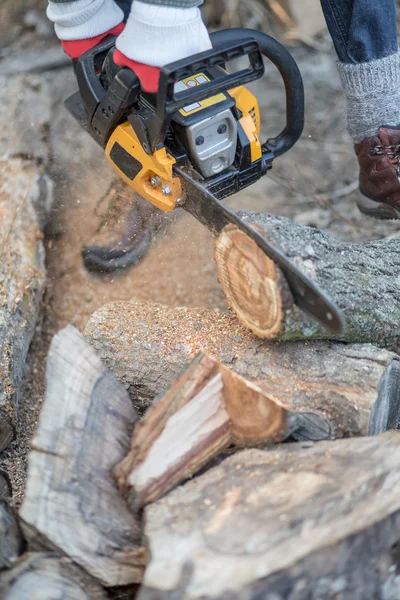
left=113, top=50, right=160, bottom=94
left=62, top=23, right=160, bottom=94
left=62, top=23, right=125, bottom=60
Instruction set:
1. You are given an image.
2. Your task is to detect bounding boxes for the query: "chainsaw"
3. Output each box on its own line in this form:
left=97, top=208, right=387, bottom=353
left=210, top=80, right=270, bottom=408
left=65, top=27, right=344, bottom=334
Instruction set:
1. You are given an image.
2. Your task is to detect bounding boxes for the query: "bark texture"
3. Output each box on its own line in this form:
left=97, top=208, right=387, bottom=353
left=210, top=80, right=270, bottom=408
left=214, top=212, right=400, bottom=345
left=85, top=300, right=400, bottom=437
left=0, top=554, right=107, bottom=599
left=0, top=75, right=54, bottom=451
left=0, top=160, right=47, bottom=451
left=19, top=326, right=146, bottom=587
left=139, top=431, right=400, bottom=600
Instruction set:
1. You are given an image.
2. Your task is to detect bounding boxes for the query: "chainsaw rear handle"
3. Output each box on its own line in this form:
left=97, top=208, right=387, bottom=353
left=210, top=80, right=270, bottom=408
left=73, top=28, right=304, bottom=158
left=149, top=37, right=265, bottom=151
left=210, top=28, right=305, bottom=158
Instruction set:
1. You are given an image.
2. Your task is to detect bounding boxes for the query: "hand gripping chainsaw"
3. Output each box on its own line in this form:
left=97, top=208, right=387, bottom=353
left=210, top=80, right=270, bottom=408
left=65, top=28, right=344, bottom=333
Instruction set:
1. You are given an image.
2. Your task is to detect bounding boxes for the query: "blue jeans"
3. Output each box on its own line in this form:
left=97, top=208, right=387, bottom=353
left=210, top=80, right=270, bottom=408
left=320, top=0, right=398, bottom=63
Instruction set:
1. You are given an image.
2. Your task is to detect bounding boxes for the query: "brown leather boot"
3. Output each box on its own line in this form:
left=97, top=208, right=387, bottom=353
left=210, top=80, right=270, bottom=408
left=82, top=180, right=165, bottom=273
left=355, top=126, right=400, bottom=219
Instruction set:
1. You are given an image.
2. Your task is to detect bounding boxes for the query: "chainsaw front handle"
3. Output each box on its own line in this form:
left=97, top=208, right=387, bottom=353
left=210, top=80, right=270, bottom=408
left=210, top=29, right=305, bottom=159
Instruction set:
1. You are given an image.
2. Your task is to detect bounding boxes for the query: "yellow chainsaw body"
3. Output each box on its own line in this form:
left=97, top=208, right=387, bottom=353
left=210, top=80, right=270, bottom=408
left=105, top=81, right=261, bottom=212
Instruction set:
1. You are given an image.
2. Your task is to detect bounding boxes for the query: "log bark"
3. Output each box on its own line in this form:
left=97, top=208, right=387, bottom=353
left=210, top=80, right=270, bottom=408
left=213, top=213, right=400, bottom=345
left=0, top=160, right=47, bottom=451
left=0, top=74, right=54, bottom=451
left=115, top=352, right=321, bottom=510
left=0, top=471, right=25, bottom=571
left=85, top=300, right=400, bottom=438
left=19, top=325, right=146, bottom=587
left=139, top=431, right=400, bottom=600
left=0, top=553, right=107, bottom=599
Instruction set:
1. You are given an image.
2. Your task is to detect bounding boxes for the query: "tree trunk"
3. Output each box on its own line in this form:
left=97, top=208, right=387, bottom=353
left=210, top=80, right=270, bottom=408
left=0, top=554, right=107, bottom=599
left=19, top=325, right=146, bottom=588
left=213, top=213, right=400, bottom=345
left=0, top=73, right=54, bottom=451
left=115, top=352, right=328, bottom=510
left=85, top=300, right=400, bottom=438
left=139, top=431, right=400, bottom=600
left=0, top=472, right=11, bottom=500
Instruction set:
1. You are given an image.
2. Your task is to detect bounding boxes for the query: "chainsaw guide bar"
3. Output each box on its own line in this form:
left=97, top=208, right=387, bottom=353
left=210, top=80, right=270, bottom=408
left=177, top=166, right=344, bottom=334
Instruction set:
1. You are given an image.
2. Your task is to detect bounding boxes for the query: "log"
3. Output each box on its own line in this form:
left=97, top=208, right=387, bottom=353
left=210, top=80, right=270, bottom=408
left=213, top=213, right=400, bottom=345
left=139, top=431, right=400, bottom=599
left=0, top=553, right=107, bottom=599
left=115, top=352, right=326, bottom=510
left=19, top=325, right=146, bottom=587
left=85, top=300, right=400, bottom=438
left=0, top=472, right=11, bottom=499
left=0, top=73, right=54, bottom=451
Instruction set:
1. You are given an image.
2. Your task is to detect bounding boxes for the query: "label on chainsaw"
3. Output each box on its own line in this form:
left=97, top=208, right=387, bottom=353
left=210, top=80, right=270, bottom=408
left=174, top=73, right=226, bottom=116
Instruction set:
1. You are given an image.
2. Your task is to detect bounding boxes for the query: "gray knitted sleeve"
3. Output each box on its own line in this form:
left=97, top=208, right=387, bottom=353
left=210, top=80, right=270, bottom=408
left=337, top=51, right=400, bottom=142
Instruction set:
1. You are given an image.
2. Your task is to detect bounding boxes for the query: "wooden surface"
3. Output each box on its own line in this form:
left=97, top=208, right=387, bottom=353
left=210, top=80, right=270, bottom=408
left=139, top=431, right=400, bottom=599
left=0, top=160, right=47, bottom=451
left=115, top=352, right=310, bottom=510
left=214, top=225, right=292, bottom=338
left=85, top=300, right=400, bottom=437
left=0, top=554, right=107, bottom=599
left=215, top=212, right=400, bottom=345
left=19, top=326, right=146, bottom=587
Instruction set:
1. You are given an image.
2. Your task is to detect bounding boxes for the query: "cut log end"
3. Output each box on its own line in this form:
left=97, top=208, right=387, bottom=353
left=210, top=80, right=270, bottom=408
left=214, top=224, right=292, bottom=338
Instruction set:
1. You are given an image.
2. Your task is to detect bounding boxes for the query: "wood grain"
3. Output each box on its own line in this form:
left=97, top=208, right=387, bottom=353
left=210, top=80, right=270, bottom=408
left=139, top=432, right=400, bottom=599
left=20, top=325, right=146, bottom=587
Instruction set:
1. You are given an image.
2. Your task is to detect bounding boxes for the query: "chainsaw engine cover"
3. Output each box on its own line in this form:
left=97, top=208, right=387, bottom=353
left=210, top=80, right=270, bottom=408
left=171, top=70, right=238, bottom=178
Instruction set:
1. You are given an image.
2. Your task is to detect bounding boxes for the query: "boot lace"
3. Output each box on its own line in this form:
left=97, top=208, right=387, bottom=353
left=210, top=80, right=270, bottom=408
left=370, top=143, right=400, bottom=183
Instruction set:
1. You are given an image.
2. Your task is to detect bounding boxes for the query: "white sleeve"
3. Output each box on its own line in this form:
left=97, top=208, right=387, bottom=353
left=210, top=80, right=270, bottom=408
left=47, top=0, right=124, bottom=40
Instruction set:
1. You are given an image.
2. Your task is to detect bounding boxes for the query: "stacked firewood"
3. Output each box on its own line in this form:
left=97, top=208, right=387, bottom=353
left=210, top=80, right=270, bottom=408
left=1, top=310, right=400, bottom=598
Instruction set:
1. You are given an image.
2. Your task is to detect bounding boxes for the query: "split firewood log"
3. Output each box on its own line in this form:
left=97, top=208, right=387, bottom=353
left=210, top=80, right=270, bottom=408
left=0, top=472, right=25, bottom=571
left=85, top=300, right=400, bottom=438
left=138, top=431, right=400, bottom=600
left=115, top=352, right=330, bottom=510
left=0, top=553, right=107, bottom=599
left=213, top=214, right=400, bottom=345
left=19, top=325, right=146, bottom=587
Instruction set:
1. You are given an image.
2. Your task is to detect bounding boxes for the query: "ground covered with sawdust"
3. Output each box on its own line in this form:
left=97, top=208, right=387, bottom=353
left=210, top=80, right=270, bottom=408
left=1, top=1, right=400, bottom=502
